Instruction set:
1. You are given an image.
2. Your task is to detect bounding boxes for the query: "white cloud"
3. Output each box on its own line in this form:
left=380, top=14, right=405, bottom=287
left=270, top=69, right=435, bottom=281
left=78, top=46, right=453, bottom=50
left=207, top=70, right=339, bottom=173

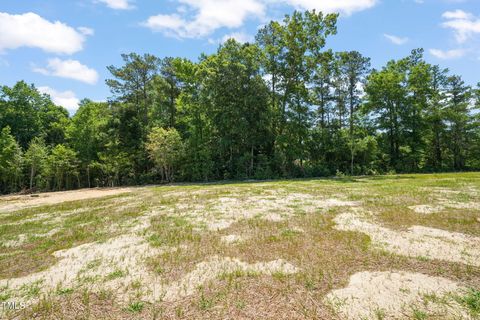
left=38, top=86, right=80, bottom=114
left=33, top=58, right=99, bottom=85
left=279, top=0, right=377, bottom=16
left=143, top=0, right=265, bottom=38
left=78, top=27, right=95, bottom=36
left=429, top=48, right=466, bottom=59
left=384, top=33, right=409, bottom=45
left=443, top=9, right=472, bottom=20
left=221, top=32, right=254, bottom=43
left=144, top=14, right=185, bottom=36
left=144, top=0, right=378, bottom=39
left=97, top=0, right=134, bottom=10
left=0, top=12, right=88, bottom=55
left=442, top=10, right=480, bottom=43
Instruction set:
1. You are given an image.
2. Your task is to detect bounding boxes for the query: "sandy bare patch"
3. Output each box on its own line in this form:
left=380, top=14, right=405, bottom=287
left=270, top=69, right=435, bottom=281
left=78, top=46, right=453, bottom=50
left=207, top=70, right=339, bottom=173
left=325, top=271, right=471, bottom=319
left=412, top=185, right=480, bottom=214
left=409, top=201, right=480, bottom=214
left=1, top=236, right=297, bottom=304
left=408, top=205, right=443, bottom=214
left=221, top=234, right=248, bottom=244
left=0, top=188, right=134, bottom=212
left=158, top=256, right=298, bottom=302
left=1, top=200, right=298, bottom=305
left=424, top=186, right=479, bottom=196
left=0, top=234, right=164, bottom=295
left=334, top=210, right=480, bottom=266
left=421, top=187, right=462, bottom=195
left=444, top=201, right=480, bottom=210
left=0, top=207, right=161, bottom=302
left=291, top=227, right=305, bottom=233
left=176, top=193, right=359, bottom=230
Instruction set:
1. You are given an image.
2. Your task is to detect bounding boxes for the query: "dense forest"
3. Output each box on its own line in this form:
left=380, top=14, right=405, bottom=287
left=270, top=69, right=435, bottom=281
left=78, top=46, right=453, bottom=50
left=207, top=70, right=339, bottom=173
left=1, top=10, right=479, bottom=194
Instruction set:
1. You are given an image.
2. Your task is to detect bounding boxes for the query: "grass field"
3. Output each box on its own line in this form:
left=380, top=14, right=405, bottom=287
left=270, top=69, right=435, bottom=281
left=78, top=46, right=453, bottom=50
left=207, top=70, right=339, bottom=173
left=1, top=173, right=480, bottom=319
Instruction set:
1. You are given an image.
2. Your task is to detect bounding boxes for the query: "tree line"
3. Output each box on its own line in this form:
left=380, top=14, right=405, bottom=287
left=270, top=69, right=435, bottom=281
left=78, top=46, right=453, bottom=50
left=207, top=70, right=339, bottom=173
left=1, top=10, right=479, bottom=194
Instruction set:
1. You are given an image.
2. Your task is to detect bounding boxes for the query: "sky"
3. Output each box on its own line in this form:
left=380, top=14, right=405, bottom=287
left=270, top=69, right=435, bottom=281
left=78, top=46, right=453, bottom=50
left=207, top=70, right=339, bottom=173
left=0, top=0, right=479, bottom=114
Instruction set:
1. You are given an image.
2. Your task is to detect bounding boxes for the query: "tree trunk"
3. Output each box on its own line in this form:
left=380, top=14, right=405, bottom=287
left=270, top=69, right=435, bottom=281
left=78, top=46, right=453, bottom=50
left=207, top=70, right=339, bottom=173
left=349, top=87, right=355, bottom=175
left=87, top=166, right=91, bottom=188
left=434, top=123, right=442, bottom=169
left=29, top=165, right=35, bottom=190
left=350, top=142, right=354, bottom=176
left=250, top=146, right=254, bottom=177
left=170, top=84, right=176, bottom=128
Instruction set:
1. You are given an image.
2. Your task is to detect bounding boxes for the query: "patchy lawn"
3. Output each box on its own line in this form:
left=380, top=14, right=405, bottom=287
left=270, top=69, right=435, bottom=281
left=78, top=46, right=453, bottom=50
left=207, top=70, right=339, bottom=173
left=1, top=173, right=479, bottom=319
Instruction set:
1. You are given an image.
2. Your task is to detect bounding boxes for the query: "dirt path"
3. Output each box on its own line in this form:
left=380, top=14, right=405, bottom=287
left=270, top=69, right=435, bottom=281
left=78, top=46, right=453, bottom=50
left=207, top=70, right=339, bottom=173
left=0, top=188, right=134, bottom=212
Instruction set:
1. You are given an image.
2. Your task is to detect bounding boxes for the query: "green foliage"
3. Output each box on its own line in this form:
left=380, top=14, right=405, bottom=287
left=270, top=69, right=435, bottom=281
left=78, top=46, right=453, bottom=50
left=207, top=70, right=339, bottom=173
left=45, top=144, right=79, bottom=190
left=68, top=99, right=111, bottom=187
left=25, top=137, right=48, bottom=189
left=0, top=126, right=23, bottom=193
left=146, top=127, right=184, bottom=182
left=0, top=10, right=480, bottom=194
left=0, top=81, right=68, bottom=148
left=257, top=11, right=338, bottom=175
left=0, top=82, right=43, bottom=148
left=197, top=39, right=273, bottom=179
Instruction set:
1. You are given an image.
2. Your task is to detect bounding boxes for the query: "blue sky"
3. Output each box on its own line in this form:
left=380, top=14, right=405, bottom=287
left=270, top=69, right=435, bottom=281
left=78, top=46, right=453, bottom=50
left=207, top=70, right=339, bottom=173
left=0, top=0, right=479, bottom=114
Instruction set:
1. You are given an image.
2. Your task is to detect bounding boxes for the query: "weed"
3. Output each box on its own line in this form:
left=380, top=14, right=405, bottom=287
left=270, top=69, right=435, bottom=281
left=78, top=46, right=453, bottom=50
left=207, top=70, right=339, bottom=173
left=127, top=301, right=144, bottom=313
left=106, top=269, right=126, bottom=281
left=198, top=292, right=214, bottom=311
left=412, top=308, right=428, bottom=320
left=456, top=288, right=480, bottom=316
left=21, top=280, right=42, bottom=298
left=56, top=287, right=74, bottom=295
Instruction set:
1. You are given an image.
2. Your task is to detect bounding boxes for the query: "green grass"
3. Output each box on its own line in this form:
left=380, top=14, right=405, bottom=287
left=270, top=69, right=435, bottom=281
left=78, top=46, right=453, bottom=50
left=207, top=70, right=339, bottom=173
left=105, top=269, right=126, bottom=281
left=21, top=280, right=43, bottom=298
left=148, top=215, right=200, bottom=247
left=219, top=270, right=259, bottom=282
left=280, top=228, right=302, bottom=239
left=56, top=287, right=74, bottom=295
left=456, top=288, right=480, bottom=316
left=198, top=291, right=215, bottom=311
left=411, top=309, right=428, bottom=320
left=127, top=301, right=144, bottom=313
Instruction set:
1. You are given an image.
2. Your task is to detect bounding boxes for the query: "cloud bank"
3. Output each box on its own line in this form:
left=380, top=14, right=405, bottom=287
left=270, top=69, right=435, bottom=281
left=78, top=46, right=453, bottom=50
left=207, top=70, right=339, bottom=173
left=143, top=0, right=377, bottom=39
left=0, top=12, right=90, bottom=54
left=33, top=58, right=99, bottom=85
